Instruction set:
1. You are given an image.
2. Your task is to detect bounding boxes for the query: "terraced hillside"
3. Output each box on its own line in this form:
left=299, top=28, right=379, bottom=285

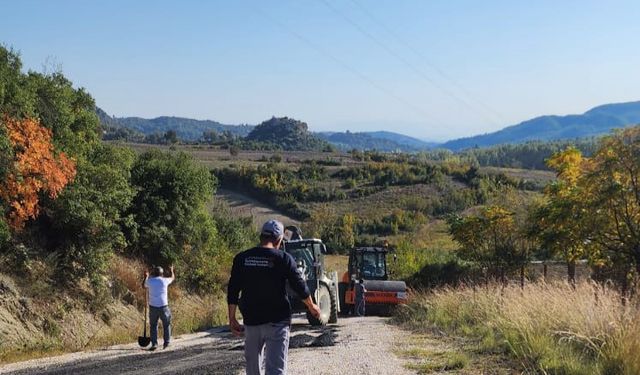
left=120, top=143, right=554, bottom=253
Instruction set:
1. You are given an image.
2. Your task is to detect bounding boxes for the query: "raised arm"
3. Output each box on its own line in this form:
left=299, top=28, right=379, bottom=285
left=142, top=270, right=149, bottom=289
left=168, top=265, right=175, bottom=283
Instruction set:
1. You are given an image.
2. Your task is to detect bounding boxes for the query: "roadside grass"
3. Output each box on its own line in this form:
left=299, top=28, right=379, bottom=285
left=394, top=282, right=640, bottom=375
left=393, top=332, right=512, bottom=374
left=84, top=292, right=227, bottom=350
left=405, top=356, right=469, bottom=373
left=0, top=256, right=227, bottom=365
left=401, top=347, right=469, bottom=373
left=0, top=342, right=67, bottom=365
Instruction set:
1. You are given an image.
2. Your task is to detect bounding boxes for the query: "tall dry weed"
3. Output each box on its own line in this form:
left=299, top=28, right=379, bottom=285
left=397, top=281, right=640, bottom=374
left=109, top=256, right=146, bottom=308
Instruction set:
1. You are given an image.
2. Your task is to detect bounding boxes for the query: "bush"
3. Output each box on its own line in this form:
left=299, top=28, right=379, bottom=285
left=129, top=150, right=231, bottom=291
left=45, top=144, right=136, bottom=285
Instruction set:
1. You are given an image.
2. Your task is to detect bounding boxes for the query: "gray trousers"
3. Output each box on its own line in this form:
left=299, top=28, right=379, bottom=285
left=356, top=300, right=366, bottom=316
left=149, top=305, right=171, bottom=346
left=244, top=321, right=290, bottom=375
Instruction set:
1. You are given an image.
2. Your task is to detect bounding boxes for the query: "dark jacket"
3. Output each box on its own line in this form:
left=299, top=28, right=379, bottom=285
left=227, top=247, right=310, bottom=325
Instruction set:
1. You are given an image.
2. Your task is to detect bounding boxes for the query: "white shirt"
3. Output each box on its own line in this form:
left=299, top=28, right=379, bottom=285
left=145, top=277, right=173, bottom=307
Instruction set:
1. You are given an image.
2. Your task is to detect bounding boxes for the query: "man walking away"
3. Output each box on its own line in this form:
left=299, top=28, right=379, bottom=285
left=227, top=219, right=321, bottom=375
left=143, top=265, right=175, bottom=350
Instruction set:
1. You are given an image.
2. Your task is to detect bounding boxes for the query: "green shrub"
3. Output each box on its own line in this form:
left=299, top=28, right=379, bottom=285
left=44, top=145, right=135, bottom=284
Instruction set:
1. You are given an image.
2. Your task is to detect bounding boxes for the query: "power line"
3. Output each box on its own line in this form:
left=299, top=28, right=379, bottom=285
left=251, top=4, right=444, bottom=127
left=348, top=0, right=505, bottom=123
left=318, top=0, right=496, bottom=126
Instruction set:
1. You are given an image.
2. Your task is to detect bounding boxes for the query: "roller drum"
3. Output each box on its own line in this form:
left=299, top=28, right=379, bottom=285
left=362, top=280, right=406, bottom=293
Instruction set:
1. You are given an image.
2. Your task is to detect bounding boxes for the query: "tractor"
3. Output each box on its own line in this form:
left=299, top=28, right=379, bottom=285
left=283, top=226, right=339, bottom=326
left=339, top=246, right=407, bottom=315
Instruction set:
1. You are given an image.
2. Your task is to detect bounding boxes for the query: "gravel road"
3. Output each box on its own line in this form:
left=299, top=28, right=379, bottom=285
left=0, top=315, right=413, bottom=375
left=216, top=189, right=299, bottom=229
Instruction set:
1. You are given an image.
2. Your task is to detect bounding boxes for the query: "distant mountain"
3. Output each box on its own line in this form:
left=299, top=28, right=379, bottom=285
left=97, top=107, right=146, bottom=142
left=319, top=131, right=430, bottom=151
left=246, top=117, right=332, bottom=151
left=319, top=131, right=406, bottom=151
left=96, top=107, right=253, bottom=141
left=441, top=101, right=640, bottom=151
left=364, top=131, right=438, bottom=149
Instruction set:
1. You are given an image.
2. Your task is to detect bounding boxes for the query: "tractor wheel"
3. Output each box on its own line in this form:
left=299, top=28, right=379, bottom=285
left=328, top=284, right=338, bottom=324
left=307, top=284, right=331, bottom=326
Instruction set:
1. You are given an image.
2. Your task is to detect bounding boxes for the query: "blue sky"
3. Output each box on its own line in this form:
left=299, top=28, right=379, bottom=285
left=1, top=0, right=639, bottom=141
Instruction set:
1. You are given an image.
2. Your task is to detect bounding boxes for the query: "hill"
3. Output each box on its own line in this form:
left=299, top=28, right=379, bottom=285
left=441, top=101, right=640, bottom=151
left=245, top=117, right=332, bottom=151
left=320, top=131, right=436, bottom=151
left=96, top=107, right=254, bottom=141
left=365, top=131, right=437, bottom=149
left=320, top=131, right=406, bottom=151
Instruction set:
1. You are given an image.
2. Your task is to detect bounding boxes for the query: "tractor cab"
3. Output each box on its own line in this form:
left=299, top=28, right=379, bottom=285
left=282, top=225, right=327, bottom=281
left=283, top=238, right=326, bottom=281
left=339, top=246, right=407, bottom=315
left=282, top=226, right=339, bottom=326
left=348, top=247, right=391, bottom=281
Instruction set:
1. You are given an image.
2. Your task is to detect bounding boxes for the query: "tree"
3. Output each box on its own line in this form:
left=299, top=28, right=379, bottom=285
left=530, top=129, right=640, bottom=289
left=46, top=144, right=136, bottom=284
left=0, top=116, right=76, bottom=230
left=0, top=121, right=10, bottom=247
left=164, top=130, right=178, bottom=144
left=129, top=150, right=227, bottom=291
left=586, top=127, right=640, bottom=284
left=24, top=71, right=100, bottom=157
left=448, top=205, right=530, bottom=284
left=202, top=130, right=219, bottom=144
left=534, top=147, right=592, bottom=284
left=0, top=121, right=12, bottom=192
left=337, top=213, right=356, bottom=250
left=229, top=145, right=240, bottom=157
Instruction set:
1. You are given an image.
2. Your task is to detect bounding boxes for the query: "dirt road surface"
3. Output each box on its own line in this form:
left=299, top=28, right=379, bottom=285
left=216, top=189, right=299, bottom=228
left=0, top=316, right=412, bottom=375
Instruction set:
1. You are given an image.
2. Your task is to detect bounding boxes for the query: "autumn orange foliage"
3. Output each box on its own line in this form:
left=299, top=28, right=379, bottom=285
left=0, top=116, right=76, bottom=230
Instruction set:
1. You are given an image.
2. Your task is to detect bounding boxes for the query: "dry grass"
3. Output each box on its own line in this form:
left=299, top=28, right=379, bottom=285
left=109, top=256, right=147, bottom=308
left=109, top=256, right=227, bottom=335
left=399, top=345, right=470, bottom=373
left=393, top=332, right=516, bottom=374
left=0, top=257, right=228, bottom=364
left=395, top=282, right=640, bottom=374
left=324, top=254, right=348, bottom=274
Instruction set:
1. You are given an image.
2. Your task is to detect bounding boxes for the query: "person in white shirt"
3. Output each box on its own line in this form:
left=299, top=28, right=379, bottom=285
left=143, top=265, right=175, bottom=350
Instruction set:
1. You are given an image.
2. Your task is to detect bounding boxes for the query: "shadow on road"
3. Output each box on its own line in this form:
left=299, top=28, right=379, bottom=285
left=3, top=341, right=244, bottom=375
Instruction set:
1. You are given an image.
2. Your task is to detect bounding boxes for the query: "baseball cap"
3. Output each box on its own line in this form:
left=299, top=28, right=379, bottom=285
left=261, top=219, right=284, bottom=237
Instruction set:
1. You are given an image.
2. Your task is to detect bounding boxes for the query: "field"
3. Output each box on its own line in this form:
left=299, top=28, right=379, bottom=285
left=120, top=142, right=554, bottom=236
left=324, top=254, right=349, bottom=275
left=119, top=142, right=359, bottom=169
